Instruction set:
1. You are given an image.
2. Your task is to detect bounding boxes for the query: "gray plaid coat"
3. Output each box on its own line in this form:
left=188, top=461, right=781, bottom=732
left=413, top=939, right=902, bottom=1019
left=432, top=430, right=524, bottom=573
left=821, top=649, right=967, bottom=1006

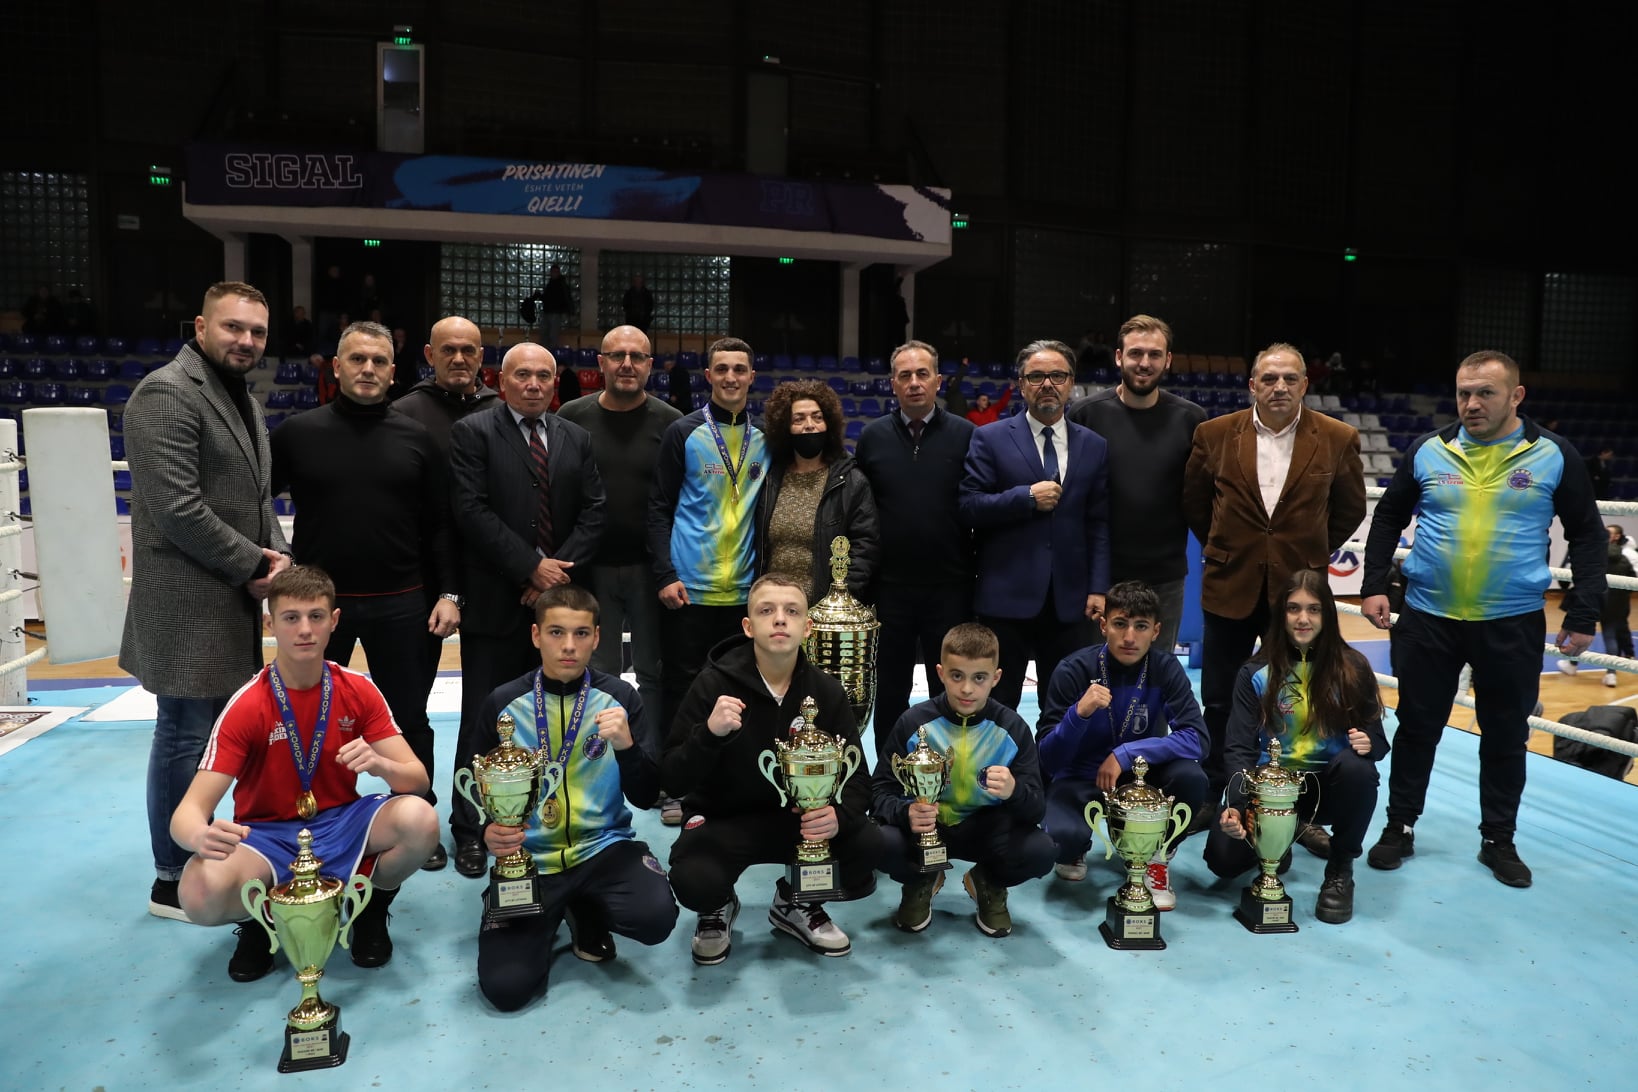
left=118, top=344, right=289, bottom=697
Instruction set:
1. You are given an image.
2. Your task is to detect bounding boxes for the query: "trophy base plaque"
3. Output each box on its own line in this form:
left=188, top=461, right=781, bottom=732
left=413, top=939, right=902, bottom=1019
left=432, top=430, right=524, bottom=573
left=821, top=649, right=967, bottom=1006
left=278, top=1016, right=349, bottom=1073
left=486, top=870, right=545, bottom=921
left=1235, top=887, right=1299, bottom=934
left=1099, top=896, right=1166, bottom=951
left=787, top=859, right=841, bottom=903
left=912, top=842, right=953, bottom=873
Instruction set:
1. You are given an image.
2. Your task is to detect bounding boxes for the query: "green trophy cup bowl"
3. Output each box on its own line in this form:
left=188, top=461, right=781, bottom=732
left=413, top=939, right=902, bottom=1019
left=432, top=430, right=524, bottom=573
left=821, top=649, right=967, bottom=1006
left=1083, top=755, right=1191, bottom=951
left=454, top=712, right=558, bottom=922
left=1232, top=736, right=1305, bottom=934
left=889, top=726, right=953, bottom=873
left=241, top=828, right=373, bottom=1073
left=758, top=694, right=862, bottom=902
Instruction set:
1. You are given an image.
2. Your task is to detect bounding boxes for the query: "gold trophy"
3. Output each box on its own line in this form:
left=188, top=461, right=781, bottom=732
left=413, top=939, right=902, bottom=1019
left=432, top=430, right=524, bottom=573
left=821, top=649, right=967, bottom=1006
left=1232, top=737, right=1305, bottom=934
left=889, top=727, right=953, bottom=872
left=453, top=712, right=566, bottom=921
left=805, top=536, right=881, bottom=729
left=758, top=694, right=863, bottom=902
left=1083, top=756, right=1192, bottom=950
left=241, top=829, right=373, bottom=1072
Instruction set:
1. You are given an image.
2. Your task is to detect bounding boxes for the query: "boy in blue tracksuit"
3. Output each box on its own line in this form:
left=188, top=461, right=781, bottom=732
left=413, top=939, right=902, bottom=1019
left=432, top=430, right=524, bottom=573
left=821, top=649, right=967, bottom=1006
left=1038, top=580, right=1207, bottom=910
left=475, top=586, right=677, bottom=1011
left=871, top=623, right=1054, bottom=937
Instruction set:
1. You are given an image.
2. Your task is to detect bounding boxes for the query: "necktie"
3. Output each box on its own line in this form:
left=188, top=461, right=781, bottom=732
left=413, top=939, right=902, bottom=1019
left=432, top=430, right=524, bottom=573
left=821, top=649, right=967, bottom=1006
left=526, top=418, right=555, bottom=554
left=1041, top=424, right=1059, bottom=482
left=908, top=417, right=924, bottom=447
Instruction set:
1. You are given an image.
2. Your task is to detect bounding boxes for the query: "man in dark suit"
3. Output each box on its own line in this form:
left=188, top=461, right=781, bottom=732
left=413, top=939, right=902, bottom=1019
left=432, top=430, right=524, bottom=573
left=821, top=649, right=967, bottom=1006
left=1182, top=342, right=1366, bottom=810
left=959, top=339, right=1111, bottom=719
left=447, top=342, right=606, bottom=877
left=120, top=280, right=291, bottom=921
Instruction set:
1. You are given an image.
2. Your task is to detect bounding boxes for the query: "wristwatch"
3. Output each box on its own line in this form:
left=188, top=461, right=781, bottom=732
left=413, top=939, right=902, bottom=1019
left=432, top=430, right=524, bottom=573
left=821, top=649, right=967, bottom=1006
left=440, top=593, right=465, bottom=609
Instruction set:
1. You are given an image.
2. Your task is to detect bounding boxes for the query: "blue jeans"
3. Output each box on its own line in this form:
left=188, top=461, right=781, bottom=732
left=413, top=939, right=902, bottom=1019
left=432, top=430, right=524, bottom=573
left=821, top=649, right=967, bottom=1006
left=148, top=694, right=229, bottom=879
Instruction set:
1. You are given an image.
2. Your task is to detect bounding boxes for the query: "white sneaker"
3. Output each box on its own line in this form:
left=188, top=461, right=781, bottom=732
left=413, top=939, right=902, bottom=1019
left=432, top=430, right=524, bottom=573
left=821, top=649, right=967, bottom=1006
left=1556, top=659, right=1579, bottom=676
left=1605, top=670, right=1619, bottom=688
left=769, top=882, right=851, bottom=956
left=690, top=895, right=739, bottom=966
left=1144, top=859, right=1176, bottom=911
left=1054, top=856, right=1087, bottom=882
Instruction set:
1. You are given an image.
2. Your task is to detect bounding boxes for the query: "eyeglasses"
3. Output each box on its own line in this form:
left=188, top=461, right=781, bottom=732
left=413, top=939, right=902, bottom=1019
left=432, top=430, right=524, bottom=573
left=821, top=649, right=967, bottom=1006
left=1020, top=371, right=1072, bottom=386
left=601, top=350, right=651, bottom=364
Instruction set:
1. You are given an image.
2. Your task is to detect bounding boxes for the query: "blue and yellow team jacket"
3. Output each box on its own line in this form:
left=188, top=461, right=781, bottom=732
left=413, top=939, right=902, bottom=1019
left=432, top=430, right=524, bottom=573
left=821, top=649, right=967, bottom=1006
left=476, top=669, right=659, bottom=874
left=1362, top=418, right=1606, bottom=630
left=647, top=403, right=768, bottom=605
left=870, top=694, right=1046, bottom=830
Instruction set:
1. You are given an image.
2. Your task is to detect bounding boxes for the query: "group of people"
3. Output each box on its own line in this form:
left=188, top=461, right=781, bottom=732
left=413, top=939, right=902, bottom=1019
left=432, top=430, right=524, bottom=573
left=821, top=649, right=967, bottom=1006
left=121, top=282, right=1609, bottom=1015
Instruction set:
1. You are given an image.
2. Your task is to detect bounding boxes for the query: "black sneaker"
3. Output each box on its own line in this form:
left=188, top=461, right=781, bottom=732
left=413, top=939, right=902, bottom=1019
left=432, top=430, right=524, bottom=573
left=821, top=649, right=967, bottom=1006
left=1478, top=840, right=1532, bottom=888
left=1314, top=863, right=1355, bottom=925
left=421, top=843, right=448, bottom=871
left=349, top=886, right=398, bottom=968
left=1367, top=823, right=1415, bottom=870
left=566, top=902, right=617, bottom=963
left=148, top=878, right=193, bottom=923
left=228, top=920, right=276, bottom=982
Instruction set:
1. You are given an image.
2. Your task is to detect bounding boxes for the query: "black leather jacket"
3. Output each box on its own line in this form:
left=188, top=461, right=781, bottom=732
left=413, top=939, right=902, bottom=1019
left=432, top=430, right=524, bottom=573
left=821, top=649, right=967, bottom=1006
left=752, top=453, right=880, bottom=602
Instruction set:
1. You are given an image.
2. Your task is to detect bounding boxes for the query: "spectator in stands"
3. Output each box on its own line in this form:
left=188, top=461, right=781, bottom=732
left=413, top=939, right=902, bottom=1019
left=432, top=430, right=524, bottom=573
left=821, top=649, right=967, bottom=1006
left=623, top=274, right=655, bottom=336
left=64, top=288, right=96, bottom=335
left=1182, top=343, right=1365, bottom=820
left=943, top=357, right=969, bottom=418
left=1068, top=314, right=1205, bottom=648
left=315, top=265, right=346, bottom=343
left=539, top=263, right=575, bottom=347
left=312, top=352, right=339, bottom=405
left=964, top=383, right=1013, bottom=426
left=752, top=379, right=880, bottom=605
left=664, top=355, right=694, bottom=414
left=1601, top=525, right=1636, bottom=688
left=1074, top=330, right=1114, bottom=382
left=360, top=272, right=382, bottom=317
left=553, top=361, right=582, bottom=410
left=1587, top=446, right=1615, bottom=500
left=286, top=305, right=314, bottom=358
left=21, top=285, right=65, bottom=334
left=389, top=328, right=415, bottom=400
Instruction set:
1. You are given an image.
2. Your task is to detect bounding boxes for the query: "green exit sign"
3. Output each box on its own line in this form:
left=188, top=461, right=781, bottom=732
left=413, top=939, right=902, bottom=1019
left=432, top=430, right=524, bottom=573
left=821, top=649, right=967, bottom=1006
left=777, top=257, right=795, bottom=265
left=148, top=166, right=172, bottom=187
left=951, top=213, right=970, bottom=229
left=363, top=239, right=382, bottom=248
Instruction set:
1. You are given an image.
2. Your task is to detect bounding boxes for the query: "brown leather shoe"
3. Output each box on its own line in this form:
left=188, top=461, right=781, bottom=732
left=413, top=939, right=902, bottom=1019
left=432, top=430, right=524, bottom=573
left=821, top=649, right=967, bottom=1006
left=1296, top=823, right=1332, bottom=859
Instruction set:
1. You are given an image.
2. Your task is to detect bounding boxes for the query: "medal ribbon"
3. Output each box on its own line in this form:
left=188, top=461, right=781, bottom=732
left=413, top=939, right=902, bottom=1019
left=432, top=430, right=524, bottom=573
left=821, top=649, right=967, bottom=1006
left=1098, top=647, right=1149, bottom=741
left=534, top=668, right=592, bottom=802
left=269, top=662, right=333, bottom=806
left=704, top=407, right=751, bottom=499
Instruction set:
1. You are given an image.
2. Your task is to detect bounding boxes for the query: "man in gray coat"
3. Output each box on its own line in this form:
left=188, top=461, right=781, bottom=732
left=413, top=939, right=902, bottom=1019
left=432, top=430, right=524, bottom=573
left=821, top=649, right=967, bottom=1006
left=120, top=280, right=291, bottom=921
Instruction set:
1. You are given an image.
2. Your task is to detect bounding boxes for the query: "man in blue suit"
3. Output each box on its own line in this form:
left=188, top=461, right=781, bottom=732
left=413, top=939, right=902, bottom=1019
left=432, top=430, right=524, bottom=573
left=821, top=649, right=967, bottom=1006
left=959, top=339, right=1111, bottom=724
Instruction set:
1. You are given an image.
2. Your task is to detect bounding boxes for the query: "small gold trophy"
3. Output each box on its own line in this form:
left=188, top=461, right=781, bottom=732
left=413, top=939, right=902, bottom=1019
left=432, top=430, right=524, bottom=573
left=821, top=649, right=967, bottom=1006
left=241, top=829, right=373, bottom=1072
left=1083, top=756, right=1192, bottom=950
left=1232, top=737, right=1305, bottom=934
left=453, top=712, right=565, bottom=921
left=890, top=727, right=953, bottom=872
left=805, top=537, right=881, bottom=729
left=758, top=695, right=862, bottom=902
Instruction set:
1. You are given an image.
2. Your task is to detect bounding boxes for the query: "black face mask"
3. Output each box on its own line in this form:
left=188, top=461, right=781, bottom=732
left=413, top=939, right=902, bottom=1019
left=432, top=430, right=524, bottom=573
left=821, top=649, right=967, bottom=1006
left=791, top=431, right=826, bottom=460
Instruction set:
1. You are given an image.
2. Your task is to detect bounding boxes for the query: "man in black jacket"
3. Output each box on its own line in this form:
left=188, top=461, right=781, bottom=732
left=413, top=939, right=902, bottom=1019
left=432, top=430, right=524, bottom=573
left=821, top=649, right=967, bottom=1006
left=395, top=315, right=499, bottom=452
left=662, top=574, right=880, bottom=966
left=447, top=343, right=606, bottom=877
left=270, top=320, right=457, bottom=870
left=854, top=340, right=976, bottom=749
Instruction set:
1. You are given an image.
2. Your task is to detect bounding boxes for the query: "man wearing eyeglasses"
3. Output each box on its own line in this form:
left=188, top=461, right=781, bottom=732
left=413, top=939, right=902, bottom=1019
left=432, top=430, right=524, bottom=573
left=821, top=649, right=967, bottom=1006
left=959, top=339, right=1111, bottom=717
left=559, top=326, right=682, bottom=753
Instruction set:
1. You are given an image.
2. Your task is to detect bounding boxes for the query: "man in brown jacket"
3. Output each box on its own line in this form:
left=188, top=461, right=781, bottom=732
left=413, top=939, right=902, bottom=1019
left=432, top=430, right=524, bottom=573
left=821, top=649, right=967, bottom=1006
left=1182, top=343, right=1366, bottom=814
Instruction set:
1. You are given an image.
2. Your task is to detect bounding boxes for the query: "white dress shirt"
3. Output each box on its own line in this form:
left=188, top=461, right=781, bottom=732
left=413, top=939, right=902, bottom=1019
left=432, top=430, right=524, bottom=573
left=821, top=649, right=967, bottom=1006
left=1027, top=413, right=1070, bottom=480
left=1252, top=406, right=1300, bottom=515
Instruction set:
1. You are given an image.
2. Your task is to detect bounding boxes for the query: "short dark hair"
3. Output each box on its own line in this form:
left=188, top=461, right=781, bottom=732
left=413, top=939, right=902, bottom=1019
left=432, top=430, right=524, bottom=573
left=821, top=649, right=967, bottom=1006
left=202, top=280, right=268, bottom=313
left=267, top=565, right=335, bottom=612
left=762, top=380, right=845, bottom=465
left=1015, top=339, right=1076, bottom=375
left=1104, top=580, right=1161, bottom=622
left=1117, top=315, right=1173, bottom=353
left=1457, top=349, right=1520, bottom=387
left=889, top=339, right=939, bottom=373
left=706, top=336, right=754, bottom=369
left=941, top=622, right=1000, bottom=663
left=337, top=321, right=394, bottom=360
left=533, top=584, right=600, bottom=626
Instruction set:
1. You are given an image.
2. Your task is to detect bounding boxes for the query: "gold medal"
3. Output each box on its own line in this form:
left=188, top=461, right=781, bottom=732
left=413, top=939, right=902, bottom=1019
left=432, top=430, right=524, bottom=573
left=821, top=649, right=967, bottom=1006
left=541, top=797, right=560, bottom=825
left=297, top=791, right=317, bottom=820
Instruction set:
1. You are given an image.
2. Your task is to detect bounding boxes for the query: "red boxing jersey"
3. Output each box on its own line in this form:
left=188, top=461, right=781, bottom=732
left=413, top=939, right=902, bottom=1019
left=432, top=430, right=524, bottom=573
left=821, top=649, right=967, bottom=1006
left=200, top=663, right=402, bottom=825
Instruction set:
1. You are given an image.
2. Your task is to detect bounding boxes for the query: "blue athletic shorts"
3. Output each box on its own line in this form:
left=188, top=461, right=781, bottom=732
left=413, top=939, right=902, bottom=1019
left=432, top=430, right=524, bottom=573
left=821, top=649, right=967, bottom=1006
left=242, top=794, right=393, bottom=886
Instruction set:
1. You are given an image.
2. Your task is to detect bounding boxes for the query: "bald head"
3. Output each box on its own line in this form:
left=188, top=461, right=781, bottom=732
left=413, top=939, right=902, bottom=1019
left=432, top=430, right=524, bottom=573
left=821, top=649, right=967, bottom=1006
left=501, top=342, right=557, bottom=418
left=598, top=325, right=654, bottom=409
left=424, top=316, right=483, bottom=394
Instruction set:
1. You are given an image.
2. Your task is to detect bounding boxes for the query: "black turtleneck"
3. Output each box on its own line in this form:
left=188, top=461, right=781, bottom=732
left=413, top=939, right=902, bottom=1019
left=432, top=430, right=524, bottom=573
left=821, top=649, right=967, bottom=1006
left=193, top=338, right=260, bottom=441
left=269, top=394, right=457, bottom=596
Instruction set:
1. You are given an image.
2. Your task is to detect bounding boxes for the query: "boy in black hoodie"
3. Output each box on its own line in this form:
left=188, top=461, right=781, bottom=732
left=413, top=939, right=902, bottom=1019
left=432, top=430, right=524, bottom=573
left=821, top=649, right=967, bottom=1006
left=662, top=573, right=880, bottom=965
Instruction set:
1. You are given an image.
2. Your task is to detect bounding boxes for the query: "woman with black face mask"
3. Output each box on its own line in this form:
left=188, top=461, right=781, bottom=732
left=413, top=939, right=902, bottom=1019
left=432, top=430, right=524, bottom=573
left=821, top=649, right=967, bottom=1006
left=752, top=379, right=881, bottom=605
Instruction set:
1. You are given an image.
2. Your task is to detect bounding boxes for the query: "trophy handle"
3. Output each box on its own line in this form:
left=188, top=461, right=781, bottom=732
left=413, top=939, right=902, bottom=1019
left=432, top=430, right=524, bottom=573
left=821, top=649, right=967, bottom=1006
left=338, top=873, right=374, bottom=950
left=1163, top=802, right=1193, bottom=858
left=453, top=766, right=488, bottom=825
left=239, top=879, right=279, bottom=956
left=837, top=744, right=862, bottom=793
left=757, top=750, right=789, bottom=808
left=1082, top=801, right=1114, bottom=860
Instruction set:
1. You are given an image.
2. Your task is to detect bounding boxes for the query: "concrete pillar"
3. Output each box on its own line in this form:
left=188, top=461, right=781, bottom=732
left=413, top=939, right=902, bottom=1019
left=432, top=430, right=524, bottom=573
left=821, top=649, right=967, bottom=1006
left=839, top=264, right=862, bottom=360
left=283, top=235, right=314, bottom=311
left=579, top=251, right=600, bottom=347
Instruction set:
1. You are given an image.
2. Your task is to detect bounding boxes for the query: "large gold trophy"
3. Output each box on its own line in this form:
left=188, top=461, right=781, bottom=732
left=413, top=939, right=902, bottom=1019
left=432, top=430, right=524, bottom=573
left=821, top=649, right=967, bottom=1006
left=1232, top=737, right=1305, bottom=934
left=1083, top=756, right=1192, bottom=950
left=241, top=829, right=373, bottom=1072
left=453, top=712, right=565, bottom=921
left=758, top=695, right=862, bottom=902
left=890, top=727, right=953, bottom=872
left=805, top=536, right=880, bottom=729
